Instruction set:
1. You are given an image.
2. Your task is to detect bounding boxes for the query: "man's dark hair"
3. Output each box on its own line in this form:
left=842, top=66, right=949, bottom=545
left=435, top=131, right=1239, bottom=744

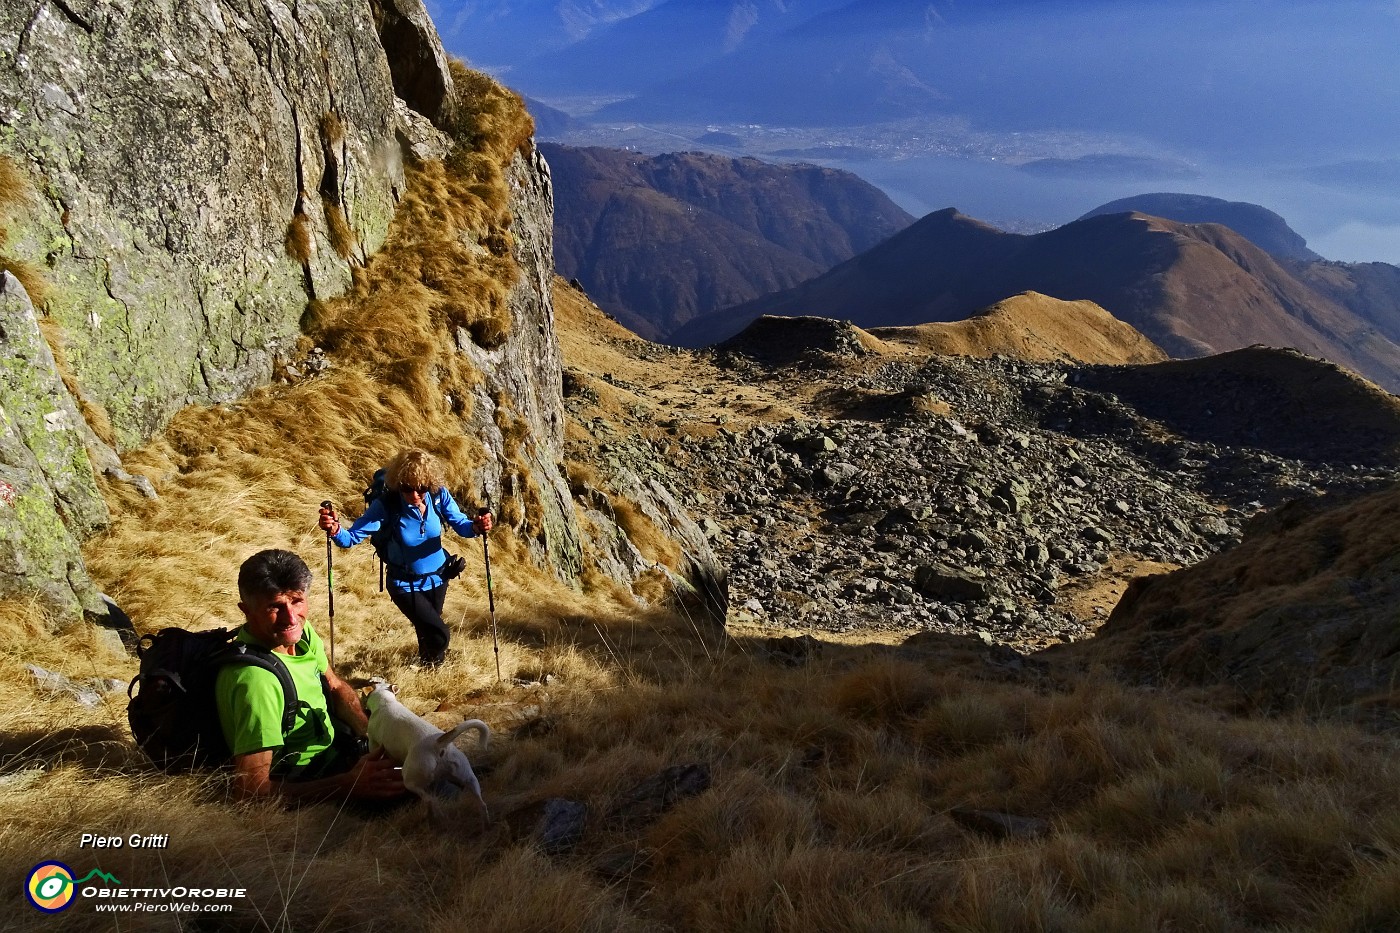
left=238, top=549, right=313, bottom=603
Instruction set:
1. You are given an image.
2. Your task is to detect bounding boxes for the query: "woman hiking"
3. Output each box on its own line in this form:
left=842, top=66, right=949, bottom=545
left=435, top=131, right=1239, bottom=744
left=317, top=448, right=492, bottom=668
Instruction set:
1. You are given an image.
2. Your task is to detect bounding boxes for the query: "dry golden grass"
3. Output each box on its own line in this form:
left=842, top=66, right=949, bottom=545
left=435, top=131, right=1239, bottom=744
left=0, top=255, right=49, bottom=306
left=318, top=111, right=344, bottom=149
left=31, top=315, right=120, bottom=449
left=446, top=61, right=535, bottom=166
left=0, top=152, right=34, bottom=243
left=324, top=200, right=358, bottom=261
left=0, top=154, right=51, bottom=306
left=869, top=291, right=1168, bottom=365
left=284, top=209, right=314, bottom=265
left=6, top=573, right=1400, bottom=931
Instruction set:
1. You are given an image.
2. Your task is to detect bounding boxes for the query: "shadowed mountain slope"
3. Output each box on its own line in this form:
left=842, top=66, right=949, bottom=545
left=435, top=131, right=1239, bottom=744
left=1072, top=347, right=1400, bottom=467
left=1080, top=193, right=1321, bottom=262
left=1290, top=260, right=1400, bottom=348
left=543, top=144, right=913, bottom=339
left=1070, top=482, right=1400, bottom=718
left=675, top=209, right=1400, bottom=391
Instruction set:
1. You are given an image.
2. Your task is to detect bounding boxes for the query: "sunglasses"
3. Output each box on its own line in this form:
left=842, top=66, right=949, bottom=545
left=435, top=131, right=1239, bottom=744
left=403, top=484, right=431, bottom=494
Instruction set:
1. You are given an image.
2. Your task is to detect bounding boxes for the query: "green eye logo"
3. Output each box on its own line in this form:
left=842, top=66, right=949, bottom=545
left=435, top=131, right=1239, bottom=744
left=25, top=863, right=122, bottom=913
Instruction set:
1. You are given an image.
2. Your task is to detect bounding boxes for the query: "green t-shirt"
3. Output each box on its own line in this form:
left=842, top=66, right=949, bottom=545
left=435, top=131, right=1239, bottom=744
left=214, top=622, right=336, bottom=776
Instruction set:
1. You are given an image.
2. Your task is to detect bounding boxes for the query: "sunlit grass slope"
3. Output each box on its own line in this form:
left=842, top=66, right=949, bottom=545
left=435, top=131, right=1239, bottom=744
left=0, top=68, right=1398, bottom=932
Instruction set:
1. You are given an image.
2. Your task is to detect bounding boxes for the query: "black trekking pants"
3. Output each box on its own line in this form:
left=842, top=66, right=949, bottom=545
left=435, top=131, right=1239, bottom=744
left=389, top=584, right=450, bottom=665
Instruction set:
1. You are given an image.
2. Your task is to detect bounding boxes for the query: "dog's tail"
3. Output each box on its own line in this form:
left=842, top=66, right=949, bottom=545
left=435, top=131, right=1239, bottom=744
left=437, top=718, right=490, bottom=752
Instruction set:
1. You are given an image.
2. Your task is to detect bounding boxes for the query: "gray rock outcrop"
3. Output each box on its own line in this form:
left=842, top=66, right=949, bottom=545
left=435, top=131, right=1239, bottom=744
left=673, top=351, right=1400, bottom=646
left=0, top=272, right=106, bottom=621
left=458, top=146, right=583, bottom=579
left=0, top=0, right=430, bottom=446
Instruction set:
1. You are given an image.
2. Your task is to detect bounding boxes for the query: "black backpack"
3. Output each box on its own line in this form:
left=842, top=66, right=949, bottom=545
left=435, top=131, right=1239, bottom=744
left=126, top=627, right=301, bottom=773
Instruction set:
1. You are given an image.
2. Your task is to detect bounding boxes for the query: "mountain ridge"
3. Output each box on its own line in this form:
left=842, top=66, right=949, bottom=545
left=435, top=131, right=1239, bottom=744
left=1080, top=193, right=1321, bottom=262
left=675, top=206, right=1400, bottom=391
left=544, top=143, right=913, bottom=339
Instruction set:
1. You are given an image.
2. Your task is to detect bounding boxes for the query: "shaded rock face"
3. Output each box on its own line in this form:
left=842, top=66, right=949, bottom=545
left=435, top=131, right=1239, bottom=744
left=372, top=0, right=458, bottom=127
left=0, top=0, right=423, bottom=446
left=0, top=273, right=106, bottom=622
left=459, top=147, right=582, bottom=580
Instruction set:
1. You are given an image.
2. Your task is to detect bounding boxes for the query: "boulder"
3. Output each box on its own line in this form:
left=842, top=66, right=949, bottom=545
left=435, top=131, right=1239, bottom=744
left=914, top=564, right=992, bottom=603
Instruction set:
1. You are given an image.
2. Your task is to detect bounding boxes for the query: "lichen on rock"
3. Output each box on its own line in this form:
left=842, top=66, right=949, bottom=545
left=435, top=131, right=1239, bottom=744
left=0, top=271, right=106, bottom=623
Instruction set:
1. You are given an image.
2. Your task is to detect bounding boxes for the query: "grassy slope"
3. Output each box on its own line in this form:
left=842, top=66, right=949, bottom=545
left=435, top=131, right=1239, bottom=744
left=1, top=76, right=1399, bottom=932
left=868, top=291, right=1168, bottom=365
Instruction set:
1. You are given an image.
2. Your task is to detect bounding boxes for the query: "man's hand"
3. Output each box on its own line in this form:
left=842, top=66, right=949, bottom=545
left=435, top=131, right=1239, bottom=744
left=343, top=749, right=405, bottom=800
left=317, top=506, right=340, bottom=535
left=228, top=748, right=405, bottom=803
left=477, top=510, right=493, bottom=534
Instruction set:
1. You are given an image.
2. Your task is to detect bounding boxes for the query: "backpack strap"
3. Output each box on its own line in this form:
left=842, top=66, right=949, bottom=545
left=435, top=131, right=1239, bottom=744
left=220, top=639, right=305, bottom=736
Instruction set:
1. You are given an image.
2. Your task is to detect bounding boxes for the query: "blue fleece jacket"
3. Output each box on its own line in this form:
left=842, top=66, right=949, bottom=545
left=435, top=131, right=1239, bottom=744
left=332, top=488, right=479, bottom=592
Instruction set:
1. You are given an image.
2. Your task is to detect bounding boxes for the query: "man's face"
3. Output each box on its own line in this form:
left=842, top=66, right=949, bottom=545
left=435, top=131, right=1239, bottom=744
left=238, top=589, right=309, bottom=651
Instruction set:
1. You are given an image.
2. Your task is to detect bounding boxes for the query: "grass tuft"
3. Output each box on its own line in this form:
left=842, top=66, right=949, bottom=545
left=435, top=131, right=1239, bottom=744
left=284, top=209, right=314, bottom=264
left=323, top=200, right=357, bottom=260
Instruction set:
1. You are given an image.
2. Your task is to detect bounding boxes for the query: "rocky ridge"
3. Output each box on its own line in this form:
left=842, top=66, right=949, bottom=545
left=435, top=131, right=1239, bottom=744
left=559, top=307, right=1400, bottom=650
left=677, top=208, right=1400, bottom=395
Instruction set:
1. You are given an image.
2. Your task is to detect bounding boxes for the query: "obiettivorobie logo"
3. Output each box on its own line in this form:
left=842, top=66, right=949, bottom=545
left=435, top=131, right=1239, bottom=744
left=24, top=859, right=247, bottom=916
left=25, top=862, right=122, bottom=913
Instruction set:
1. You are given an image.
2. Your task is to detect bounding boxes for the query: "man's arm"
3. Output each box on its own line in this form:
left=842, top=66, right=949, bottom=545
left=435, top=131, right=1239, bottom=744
left=323, top=666, right=369, bottom=736
left=229, top=748, right=404, bottom=802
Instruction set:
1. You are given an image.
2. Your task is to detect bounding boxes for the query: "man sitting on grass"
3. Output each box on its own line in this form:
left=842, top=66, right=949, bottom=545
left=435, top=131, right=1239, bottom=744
left=216, top=548, right=405, bottom=802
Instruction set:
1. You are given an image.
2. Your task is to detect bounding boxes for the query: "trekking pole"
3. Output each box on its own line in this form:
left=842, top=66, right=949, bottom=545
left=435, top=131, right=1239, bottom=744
left=321, top=500, right=337, bottom=668
left=479, top=491, right=500, bottom=683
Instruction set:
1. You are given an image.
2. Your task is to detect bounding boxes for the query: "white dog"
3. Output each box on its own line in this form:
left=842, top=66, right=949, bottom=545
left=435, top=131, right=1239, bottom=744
left=363, top=680, right=490, bottom=825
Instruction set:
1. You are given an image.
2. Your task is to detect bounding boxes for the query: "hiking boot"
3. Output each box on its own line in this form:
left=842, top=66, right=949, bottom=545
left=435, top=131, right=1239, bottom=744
left=417, top=651, right=446, bottom=670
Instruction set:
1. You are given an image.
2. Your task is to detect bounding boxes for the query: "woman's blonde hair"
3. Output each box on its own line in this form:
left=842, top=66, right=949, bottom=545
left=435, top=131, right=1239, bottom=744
left=386, top=448, right=443, bottom=493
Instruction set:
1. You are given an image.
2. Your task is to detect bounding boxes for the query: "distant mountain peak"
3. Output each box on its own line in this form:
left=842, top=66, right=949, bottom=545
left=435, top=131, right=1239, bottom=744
left=1079, top=193, right=1321, bottom=262
left=543, top=143, right=913, bottom=340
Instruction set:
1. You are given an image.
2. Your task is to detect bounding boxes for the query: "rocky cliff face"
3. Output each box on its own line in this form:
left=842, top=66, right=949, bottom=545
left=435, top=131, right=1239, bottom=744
left=0, top=0, right=719, bottom=622
left=0, top=0, right=437, bottom=445
left=0, top=272, right=106, bottom=622
left=0, top=0, right=449, bottom=620
left=458, top=146, right=583, bottom=580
